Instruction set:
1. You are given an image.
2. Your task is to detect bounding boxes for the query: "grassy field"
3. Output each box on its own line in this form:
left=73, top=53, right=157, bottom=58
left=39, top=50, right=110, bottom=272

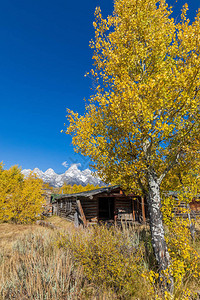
left=0, top=216, right=75, bottom=250
left=0, top=218, right=154, bottom=299
left=0, top=217, right=199, bottom=300
left=0, top=218, right=84, bottom=300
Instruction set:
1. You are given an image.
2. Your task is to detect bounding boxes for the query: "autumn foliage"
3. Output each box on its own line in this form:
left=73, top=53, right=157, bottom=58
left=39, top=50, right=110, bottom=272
left=65, top=0, right=200, bottom=292
left=59, top=183, right=102, bottom=194
left=0, top=163, right=45, bottom=224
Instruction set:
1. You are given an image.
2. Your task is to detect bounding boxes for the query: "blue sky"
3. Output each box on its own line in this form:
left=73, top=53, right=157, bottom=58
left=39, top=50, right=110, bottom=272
left=0, top=0, right=199, bottom=173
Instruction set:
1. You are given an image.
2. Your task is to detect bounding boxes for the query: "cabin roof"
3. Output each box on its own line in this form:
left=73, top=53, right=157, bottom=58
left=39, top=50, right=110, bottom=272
left=51, top=185, right=121, bottom=204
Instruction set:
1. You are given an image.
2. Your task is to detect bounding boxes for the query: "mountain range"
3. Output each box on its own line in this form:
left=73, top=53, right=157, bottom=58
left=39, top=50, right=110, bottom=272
left=21, top=164, right=104, bottom=187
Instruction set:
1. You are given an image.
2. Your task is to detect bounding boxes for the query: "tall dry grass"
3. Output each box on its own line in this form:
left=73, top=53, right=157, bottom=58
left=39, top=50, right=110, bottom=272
left=0, top=229, right=85, bottom=300
left=0, top=218, right=199, bottom=299
left=0, top=222, right=154, bottom=300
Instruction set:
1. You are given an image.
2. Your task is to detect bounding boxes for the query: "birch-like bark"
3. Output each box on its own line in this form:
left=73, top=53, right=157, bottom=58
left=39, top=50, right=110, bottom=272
left=147, top=170, right=174, bottom=293
left=142, top=139, right=174, bottom=293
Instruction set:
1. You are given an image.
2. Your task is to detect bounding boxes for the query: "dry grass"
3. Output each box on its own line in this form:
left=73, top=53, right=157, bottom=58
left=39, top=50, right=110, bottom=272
left=0, top=223, right=40, bottom=252
left=45, top=215, right=75, bottom=231
left=0, top=228, right=85, bottom=300
left=0, top=216, right=74, bottom=251
left=0, top=219, right=153, bottom=300
left=0, top=220, right=125, bottom=300
left=0, top=217, right=199, bottom=299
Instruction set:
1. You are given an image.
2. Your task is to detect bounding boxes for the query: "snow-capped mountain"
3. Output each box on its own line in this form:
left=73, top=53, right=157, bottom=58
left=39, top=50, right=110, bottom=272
left=21, top=164, right=104, bottom=187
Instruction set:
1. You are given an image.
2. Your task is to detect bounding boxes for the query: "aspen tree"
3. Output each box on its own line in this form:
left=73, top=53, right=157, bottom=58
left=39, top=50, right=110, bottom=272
left=0, top=165, right=45, bottom=223
left=66, top=0, right=200, bottom=293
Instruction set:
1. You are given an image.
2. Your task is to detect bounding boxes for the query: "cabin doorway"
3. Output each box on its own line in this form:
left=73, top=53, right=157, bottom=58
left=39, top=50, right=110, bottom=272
left=98, top=197, right=114, bottom=220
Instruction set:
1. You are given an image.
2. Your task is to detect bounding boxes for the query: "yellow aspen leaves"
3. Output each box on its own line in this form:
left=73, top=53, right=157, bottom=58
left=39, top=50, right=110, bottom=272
left=0, top=163, right=45, bottom=224
left=65, top=0, right=200, bottom=193
left=65, top=0, right=200, bottom=294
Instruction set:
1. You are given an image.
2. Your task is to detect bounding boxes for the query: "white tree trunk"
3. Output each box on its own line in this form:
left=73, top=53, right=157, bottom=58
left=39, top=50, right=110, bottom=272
left=187, top=203, right=195, bottom=241
left=147, top=170, right=174, bottom=293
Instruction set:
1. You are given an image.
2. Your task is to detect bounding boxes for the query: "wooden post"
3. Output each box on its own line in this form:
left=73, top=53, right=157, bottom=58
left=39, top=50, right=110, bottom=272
left=57, top=201, right=59, bottom=216
left=136, top=196, right=140, bottom=222
left=141, top=196, right=146, bottom=223
left=74, top=211, right=79, bottom=227
left=114, top=199, right=117, bottom=225
left=76, top=199, right=87, bottom=227
left=132, top=198, right=135, bottom=221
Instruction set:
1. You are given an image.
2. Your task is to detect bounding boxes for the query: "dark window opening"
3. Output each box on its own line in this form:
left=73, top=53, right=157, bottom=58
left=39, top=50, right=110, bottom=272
left=98, top=197, right=114, bottom=220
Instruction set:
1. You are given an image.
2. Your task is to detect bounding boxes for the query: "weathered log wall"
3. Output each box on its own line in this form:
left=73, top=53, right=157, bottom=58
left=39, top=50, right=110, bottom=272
left=190, top=199, right=200, bottom=218
left=172, top=199, right=200, bottom=219
left=80, top=197, right=98, bottom=222
left=115, top=197, right=133, bottom=221
left=54, top=198, right=77, bottom=221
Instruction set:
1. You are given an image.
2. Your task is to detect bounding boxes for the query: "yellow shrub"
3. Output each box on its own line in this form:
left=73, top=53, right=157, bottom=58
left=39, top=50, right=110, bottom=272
left=57, top=225, right=154, bottom=299
left=162, top=195, right=200, bottom=298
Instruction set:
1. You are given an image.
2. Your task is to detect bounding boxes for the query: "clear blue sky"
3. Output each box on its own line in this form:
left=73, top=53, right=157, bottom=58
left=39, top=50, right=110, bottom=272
left=0, top=0, right=199, bottom=173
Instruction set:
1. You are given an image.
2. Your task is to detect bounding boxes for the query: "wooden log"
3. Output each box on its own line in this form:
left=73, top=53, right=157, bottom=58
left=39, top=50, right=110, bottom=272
left=141, top=197, right=146, bottom=223
left=77, top=200, right=87, bottom=227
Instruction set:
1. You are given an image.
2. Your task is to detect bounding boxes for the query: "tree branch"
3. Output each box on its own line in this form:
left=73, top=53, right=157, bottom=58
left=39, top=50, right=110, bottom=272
left=158, top=152, right=180, bottom=185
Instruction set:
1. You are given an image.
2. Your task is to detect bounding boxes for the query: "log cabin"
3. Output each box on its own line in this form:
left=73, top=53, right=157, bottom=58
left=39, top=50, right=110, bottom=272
left=171, top=193, right=200, bottom=220
left=50, top=185, right=148, bottom=226
left=50, top=186, right=200, bottom=226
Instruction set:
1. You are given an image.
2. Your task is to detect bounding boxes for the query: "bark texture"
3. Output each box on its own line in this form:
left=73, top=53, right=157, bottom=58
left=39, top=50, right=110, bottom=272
left=147, top=170, right=174, bottom=293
